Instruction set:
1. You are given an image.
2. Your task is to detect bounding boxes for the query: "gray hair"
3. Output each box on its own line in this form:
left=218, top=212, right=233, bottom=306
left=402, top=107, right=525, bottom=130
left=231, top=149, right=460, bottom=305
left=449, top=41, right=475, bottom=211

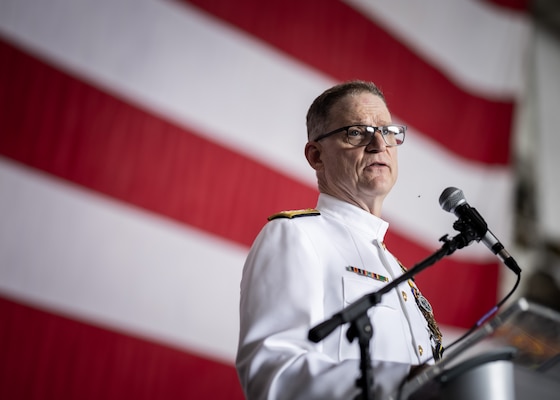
left=306, top=80, right=386, bottom=140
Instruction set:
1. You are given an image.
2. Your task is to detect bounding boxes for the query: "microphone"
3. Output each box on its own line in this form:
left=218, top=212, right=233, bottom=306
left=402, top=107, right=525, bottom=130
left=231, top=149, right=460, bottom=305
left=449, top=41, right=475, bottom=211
left=439, top=187, right=521, bottom=275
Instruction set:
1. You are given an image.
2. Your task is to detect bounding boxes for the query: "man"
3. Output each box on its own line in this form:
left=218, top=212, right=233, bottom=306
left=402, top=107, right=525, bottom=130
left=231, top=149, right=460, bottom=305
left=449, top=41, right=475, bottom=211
left=236, top=81, right=442, bottom=399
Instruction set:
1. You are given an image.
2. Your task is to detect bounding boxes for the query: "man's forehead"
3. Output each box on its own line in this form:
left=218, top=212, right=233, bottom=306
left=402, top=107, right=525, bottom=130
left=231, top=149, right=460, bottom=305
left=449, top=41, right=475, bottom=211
left=329, top=93, right=389, bottom=122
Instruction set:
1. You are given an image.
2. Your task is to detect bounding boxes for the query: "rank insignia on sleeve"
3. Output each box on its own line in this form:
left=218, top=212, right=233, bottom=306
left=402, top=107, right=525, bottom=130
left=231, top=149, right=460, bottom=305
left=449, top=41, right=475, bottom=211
left=267, top=208, right=320, bottom=221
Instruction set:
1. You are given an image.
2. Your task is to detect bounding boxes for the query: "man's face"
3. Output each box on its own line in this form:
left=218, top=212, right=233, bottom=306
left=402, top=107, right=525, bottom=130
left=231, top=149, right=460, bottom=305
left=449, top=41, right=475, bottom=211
left=310, top=92, right=399, bottom=208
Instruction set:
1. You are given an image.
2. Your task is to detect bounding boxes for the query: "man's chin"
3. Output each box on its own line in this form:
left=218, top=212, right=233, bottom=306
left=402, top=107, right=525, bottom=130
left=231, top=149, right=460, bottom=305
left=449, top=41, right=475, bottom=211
left=361, top=178, right=395, bottom=196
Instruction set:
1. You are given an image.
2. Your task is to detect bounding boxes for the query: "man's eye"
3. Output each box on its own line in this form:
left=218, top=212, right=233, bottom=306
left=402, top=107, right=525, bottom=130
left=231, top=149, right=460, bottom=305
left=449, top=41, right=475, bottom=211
left=348, top=128, right=364, bottom=137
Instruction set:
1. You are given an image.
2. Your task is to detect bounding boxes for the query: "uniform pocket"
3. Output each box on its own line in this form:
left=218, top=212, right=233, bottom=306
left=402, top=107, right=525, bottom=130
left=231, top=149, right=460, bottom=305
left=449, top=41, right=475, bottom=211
left=339, top=276, right=410, bottom=363
left=342, top=275, right=399, bottom=310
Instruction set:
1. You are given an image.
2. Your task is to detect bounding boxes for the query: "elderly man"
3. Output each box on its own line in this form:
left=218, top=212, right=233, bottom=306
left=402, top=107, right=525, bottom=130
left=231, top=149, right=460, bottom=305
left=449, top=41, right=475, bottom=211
left=236, top=80, right=442, bottom=399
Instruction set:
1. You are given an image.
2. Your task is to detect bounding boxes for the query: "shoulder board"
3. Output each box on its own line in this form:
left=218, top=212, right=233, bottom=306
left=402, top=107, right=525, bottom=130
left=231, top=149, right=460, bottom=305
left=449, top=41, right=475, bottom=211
left=267, top=208, right=320, bottom=221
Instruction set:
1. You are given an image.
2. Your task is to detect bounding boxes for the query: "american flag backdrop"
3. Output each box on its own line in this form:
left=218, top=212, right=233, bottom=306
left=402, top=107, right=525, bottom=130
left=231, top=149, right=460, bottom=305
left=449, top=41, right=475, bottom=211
left=0, top=0, right=534, bottom=398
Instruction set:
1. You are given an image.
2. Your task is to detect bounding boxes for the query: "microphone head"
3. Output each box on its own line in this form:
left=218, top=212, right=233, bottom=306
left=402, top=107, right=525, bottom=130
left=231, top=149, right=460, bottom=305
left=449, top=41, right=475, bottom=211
left=439, top=187, right=467, bottom=213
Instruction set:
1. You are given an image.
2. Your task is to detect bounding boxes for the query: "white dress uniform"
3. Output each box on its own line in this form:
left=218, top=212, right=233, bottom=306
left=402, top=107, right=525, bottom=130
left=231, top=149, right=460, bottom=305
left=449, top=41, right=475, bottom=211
left=236, top=193, right=437, bottom=400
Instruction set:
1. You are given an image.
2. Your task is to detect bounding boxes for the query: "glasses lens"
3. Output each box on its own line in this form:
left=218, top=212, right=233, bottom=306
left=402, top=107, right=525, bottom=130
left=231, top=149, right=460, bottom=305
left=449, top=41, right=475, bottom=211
left=383, top=125, right=405, bottom=146
left=346, top=125, right=405, bottom=147
left=346, top=126, right=371, bottom=146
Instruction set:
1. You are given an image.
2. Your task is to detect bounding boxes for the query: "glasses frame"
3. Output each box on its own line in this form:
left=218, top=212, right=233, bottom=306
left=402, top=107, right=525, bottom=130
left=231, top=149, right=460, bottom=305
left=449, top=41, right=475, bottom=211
left=314, top=124, right=406, bottom=147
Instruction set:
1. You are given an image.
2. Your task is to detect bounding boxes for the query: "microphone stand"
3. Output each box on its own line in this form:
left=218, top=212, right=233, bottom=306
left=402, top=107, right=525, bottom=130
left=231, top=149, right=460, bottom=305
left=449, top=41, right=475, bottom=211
left=308, top=222, right=478, bottom=400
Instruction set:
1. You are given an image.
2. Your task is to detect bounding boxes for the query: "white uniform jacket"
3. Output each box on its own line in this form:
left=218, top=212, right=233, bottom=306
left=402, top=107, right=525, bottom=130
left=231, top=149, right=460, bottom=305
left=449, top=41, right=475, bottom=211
left=236, top=194, right=434, bottom=399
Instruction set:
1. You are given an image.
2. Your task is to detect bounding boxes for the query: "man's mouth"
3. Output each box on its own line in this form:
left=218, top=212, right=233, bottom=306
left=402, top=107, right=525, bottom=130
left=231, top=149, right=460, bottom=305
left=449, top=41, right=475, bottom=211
left=367, top=161, right=387, bottom=168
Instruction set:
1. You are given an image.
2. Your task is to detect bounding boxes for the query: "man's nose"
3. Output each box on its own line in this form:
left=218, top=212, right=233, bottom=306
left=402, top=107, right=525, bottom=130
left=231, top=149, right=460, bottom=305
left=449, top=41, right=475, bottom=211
left=365, top=129, right=387, bottom=152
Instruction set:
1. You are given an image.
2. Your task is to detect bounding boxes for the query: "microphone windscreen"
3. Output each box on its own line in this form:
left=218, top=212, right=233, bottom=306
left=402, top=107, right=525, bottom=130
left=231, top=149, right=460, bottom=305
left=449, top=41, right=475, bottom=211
left=439, top=187, right=466, bottom=213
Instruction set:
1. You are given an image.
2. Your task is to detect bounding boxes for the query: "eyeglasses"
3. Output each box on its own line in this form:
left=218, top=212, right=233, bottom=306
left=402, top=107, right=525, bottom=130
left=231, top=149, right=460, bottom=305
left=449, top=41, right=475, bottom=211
left=314, top=125, right=406, bottom=147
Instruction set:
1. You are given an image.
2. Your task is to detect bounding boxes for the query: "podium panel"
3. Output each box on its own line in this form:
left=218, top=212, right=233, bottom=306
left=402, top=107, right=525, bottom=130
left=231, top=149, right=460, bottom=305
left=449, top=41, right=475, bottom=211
left=440, top=359, right=514, bottom=400
left=394, top=298, right=560, bottom=400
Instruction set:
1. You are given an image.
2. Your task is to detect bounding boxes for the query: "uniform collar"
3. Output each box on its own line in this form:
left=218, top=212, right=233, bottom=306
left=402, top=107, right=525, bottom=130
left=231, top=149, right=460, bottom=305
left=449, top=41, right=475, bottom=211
left=316, top=193, right=389, bottom=241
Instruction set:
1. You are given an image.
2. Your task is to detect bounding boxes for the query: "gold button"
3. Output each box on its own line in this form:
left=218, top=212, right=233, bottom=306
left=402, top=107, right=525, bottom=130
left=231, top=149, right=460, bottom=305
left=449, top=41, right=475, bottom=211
left=418, top=345, right=423, bottom=356
left=401, top=291, right=407, bottom=301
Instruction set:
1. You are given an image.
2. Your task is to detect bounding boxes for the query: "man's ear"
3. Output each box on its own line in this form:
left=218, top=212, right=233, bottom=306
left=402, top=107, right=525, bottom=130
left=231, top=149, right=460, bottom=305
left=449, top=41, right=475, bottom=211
left=305, top=141, right=323, bottom=171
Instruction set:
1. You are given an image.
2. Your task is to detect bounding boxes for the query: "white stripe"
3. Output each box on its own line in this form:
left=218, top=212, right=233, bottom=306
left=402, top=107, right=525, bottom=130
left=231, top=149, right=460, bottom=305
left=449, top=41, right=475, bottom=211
left=0, top=0, right=514, bottom=257
left=344, top=0, right=530, bottom=99
left=0, top=157, right=245, bottom=363
left=389, top=129, right=514, bottom=261
left=0, top=154, right=505, bottom=370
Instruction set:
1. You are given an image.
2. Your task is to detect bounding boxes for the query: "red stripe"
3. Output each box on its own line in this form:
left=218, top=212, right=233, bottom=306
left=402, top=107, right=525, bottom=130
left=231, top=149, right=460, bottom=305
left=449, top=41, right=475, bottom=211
left=0, top=37, right=498, bottom=327
left=183, top=0, right=514, bottom=165
left=483, top=0, right=531, bottom=12
left=0, top=38, right=317, bottom=247
left=385, top=231, right=500, bottom=328
left=0, top=295, right=244, bottom=400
